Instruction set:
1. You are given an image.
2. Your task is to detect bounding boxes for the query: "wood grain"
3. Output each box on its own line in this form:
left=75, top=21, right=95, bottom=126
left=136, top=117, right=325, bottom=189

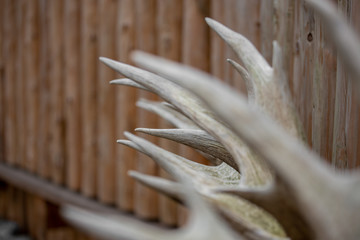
left=97, top=0, right=117, bottom=204
left=4, top=0, right=17, bottom=166
left=115, top=0, right=137, bottom=211
left=80, top=0, right=98, bottom=198
left=15, top=0, right=26, bottom=168
left=64, top=0, right=82, bottom=191
left=37, top=0, right=52, bottom=179
left=24, top=0, right=41, bottom=172
left=134, top=0, right=159, bottom=220
left=48, top=0, right=65, bottom=184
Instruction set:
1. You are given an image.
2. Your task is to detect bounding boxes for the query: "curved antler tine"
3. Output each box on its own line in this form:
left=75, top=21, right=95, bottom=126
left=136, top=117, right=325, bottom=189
left=124, top=132, right=217, bottom=183
left=117, top=139, right=145, bottom=154
left=62, top=205, right=179, bottom=240
left=227, top=59, right=255, bottom=103
left=305, top=0, right=360, bottom=93
left=63, top=183, right=243, bottom=240
left=110, top=78, right=150, bottom=92
left=135, top=128, right=237, bottom=170
left=100, top=57, right=222, bottom=123
left=132, top=51, right=360, bottom=240
left=136, top=99, right=199, bottom=129
left=205, top=18, right=273, bottom=84
left=129, top=170, right=184, bottom=203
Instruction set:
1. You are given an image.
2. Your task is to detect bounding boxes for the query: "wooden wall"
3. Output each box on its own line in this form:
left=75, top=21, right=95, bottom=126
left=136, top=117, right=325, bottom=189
left=0, top=0, right=360, bottom=239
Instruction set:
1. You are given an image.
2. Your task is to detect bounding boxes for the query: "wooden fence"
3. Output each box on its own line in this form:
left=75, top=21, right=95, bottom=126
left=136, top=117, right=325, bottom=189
left=0, top=0, right=360, bottom=239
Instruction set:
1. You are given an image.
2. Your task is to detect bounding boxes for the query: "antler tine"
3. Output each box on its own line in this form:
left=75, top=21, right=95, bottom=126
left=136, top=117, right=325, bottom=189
left=117, top=139, right=145, bottom=154
left=110, top=78, right=150, bottom=91
left=62, top=205, right=172, bottom=240
left=132, top=51, right=360, bottom=240
left=123, top=132, right=220, bottom=185
left=227, top=59, right=255, bottom=104
left=305, top=0, right=360, bottom=93
left=206, top=21, right=304, bottom=140
left=136, top=99, right=199, bottom=129
left=135, top=128, right=237, bottom=169
left=205, top=18, right=273, bottom=84
left=129, top=170, right=183, bottom=203
left=63, top=177, right=243, bottom=240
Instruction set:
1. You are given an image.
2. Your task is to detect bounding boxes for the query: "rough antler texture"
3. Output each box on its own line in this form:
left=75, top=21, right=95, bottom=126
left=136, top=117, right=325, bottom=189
left=63, top=2, right=360, bottom=239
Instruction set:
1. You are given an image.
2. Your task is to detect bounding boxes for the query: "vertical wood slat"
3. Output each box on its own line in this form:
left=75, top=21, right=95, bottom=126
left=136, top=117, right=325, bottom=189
left=37, top=0, right=51, bottom=179
left=48, top=0, right=65, bottom=184
left=97, top=0, right=117, bottom=204
left=25, top=0, right=41, bottom=172
left=332, top=0, right=352, bottom=168
left=64, top=0, right=82, bottom=191
left=156, top=0, right=182, bottom=226
left=4, top=0, right=17, bottom=166
left=15, top=0, right=26, bottom=168
left=292, top=1, right=315, bottom=145
left=134, top=0, right=159, bottom=220
left=0, top=0, right=4, bottom=163
left=348, top=0, right=360, bottom=167
left=115, top=0, right=137, bottom=211
left=26, top=194, right=48, bottom=240
left=80, top=0, right=98, bottom=197
left=6, top=187, right=26, bottom=229
left=210, top=0, right=225, bottom=80
left=223, top=0, right=237, bottom=86
left=259, top=0, right=274, bottom=64
left=311, top=7, right=337, bottom=162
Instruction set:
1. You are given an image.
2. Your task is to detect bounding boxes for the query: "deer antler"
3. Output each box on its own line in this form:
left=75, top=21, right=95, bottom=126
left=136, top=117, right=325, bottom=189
left=132, top=45, right=360, bottom=240
left=64, top=5, right=360, bottom=239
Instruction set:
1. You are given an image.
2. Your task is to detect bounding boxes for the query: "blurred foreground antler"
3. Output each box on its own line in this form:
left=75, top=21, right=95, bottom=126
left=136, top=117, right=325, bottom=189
left=63, top=1, right=360, bottom=239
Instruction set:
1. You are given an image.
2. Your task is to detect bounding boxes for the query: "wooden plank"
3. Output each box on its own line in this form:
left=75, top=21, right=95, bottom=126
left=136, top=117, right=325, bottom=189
left=291, top=1, right=315, bottom=145
left=156, top=0, right=182, bottom=226
left=331, top=0, right=352, bottom=169
left=311, top=11, right=337, bottom=162
left=48, top=0, right=65, bottom=184
left=0, top=0, right=4, bottom=164
left=37, top=0, right=52, bottom=179
left=64, top=0, right=82, bottom=191
left=348, top=0, right=360, bottom=168
left=6, top=186, right=26, bottom=229
left=0, top=183, right=6, bottom=218
left=24, top=0, right=41, bottom=172
left=223, top=0, right=237, bottom=86
left=97, top=0, right=117, bottom=204
left=210, top=0, right=225, bottom=80
left=259, top=0, right=274, bottom=64
left=115, top=0, right=137, bottom=211
left=46, top=228, right=75, bottom=240
left=26, top=193, right=48, bottom=240
left=15, top=0, right=26, bottom=168
left=3, top=0, right=17, bottom=165
left=134, top=0, right=159, bottom=220
left=80, top=0, right=98, bottom=198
